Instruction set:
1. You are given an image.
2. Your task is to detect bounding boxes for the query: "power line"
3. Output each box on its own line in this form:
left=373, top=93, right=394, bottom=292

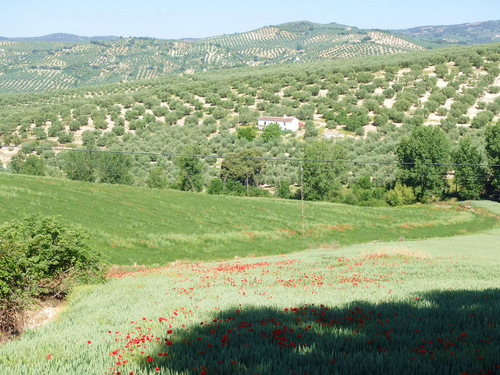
left=1, top=144, right=499, bottom=168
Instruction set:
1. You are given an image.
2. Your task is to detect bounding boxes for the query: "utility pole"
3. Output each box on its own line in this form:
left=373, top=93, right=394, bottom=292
left=300, top=161, right=305, bottom=238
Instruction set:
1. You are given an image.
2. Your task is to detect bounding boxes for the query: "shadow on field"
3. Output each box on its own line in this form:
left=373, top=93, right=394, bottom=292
left=142, top=289, right=500, bottom=375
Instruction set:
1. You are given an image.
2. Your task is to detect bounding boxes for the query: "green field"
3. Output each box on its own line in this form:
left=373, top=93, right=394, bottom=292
left=0, top=193, right=498, bottom=374
left=0, top=173, right=498, bottom=266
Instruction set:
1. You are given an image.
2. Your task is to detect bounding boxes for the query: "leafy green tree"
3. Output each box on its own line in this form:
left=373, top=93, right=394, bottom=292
left=386, top=183, right=417, bottom=206
left=164, top=112, right=179, bottom=125
left=275, top=179, right=291, bottom=199
left=221, top=149, right=266, bottom=195
left=207, top=178, right=224, bottom=195
left=396, top=126, right=450, bottom=201
left=176, top=144, right=205, bottom=192
left=63, top=150, right=96, bottom=182
left=261, top=123, right=282, bottom=143
left=33, top=127, right=47, bottom=140
left=382, top=88, right=396, bottom=98
left=387, top=109, right=405, bottom=123
left=210, top=107, right=228, bottom=120
left=224, top=179, right=246, bottom=196
left=434, top=64, right=449, bottom=78
left=48, top=122, right=63, bottom=137
left=393, top=99, right=411, bottom=112
left=303, top=140, right=348, bottom=201
left=96, top=152, right=133, bottom=185
left=452, top=137, right=486, bottom=200
left=345, top=113, right=369, bottom=132
left=146, top=166, right=168, bottom=189
left=8, top=153, right=25, bottom=174
left=10, top=154, right=46, bottom=176
left=373, top=114, right=389, bottom=127
left=23, top=155, right=44, bottom=176
left=57, top=131, right=74, bottom=144
left=237, top=126, right=257, bottom=142
left=304, top=120, right=318, bottom=140
left=485, top=123, right=500, bottom=193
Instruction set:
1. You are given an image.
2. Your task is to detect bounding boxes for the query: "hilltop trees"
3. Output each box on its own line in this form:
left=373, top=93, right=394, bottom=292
left=396, top=126, right=450, bottom=201
left=237, top=125, right=257, bottom=142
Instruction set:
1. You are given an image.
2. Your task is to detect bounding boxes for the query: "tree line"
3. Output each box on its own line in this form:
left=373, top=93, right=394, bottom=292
left=5, top=121, right=499, bottom=205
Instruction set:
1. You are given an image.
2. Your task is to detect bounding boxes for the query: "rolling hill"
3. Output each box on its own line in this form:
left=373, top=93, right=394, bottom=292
left=1, top=20, right=499, bottom=93
left=0, top=173, right=497, bottom=265
left=0, top=21, right=426, bottom=93
left=1, top=42, right=499, bottom=200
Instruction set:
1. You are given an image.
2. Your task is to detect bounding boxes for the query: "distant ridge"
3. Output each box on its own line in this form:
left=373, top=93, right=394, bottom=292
left=2, top=19, right=499, bottom=44
left=271, top=20, right=358, bottom=33
left=0, top=33, right=120, bottom=42
left=392, top=20, right=500, bottom=45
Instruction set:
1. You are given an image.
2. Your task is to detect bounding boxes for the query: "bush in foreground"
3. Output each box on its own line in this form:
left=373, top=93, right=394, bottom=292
left=0, top=215, right=104, bottom=336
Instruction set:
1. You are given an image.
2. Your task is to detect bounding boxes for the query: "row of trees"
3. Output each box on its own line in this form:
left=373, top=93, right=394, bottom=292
left=397, top=124, right=499, bottom=201
left=10, top=148, right=134, bottom=185
left=6, top=122, right=499, bottom=204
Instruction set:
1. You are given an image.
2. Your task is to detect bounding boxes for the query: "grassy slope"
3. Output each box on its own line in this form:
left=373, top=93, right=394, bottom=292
left=0, top=173, right=498, bottom=266
left=0, top=202, right=498, bottom=374
left=319, top=200, right=500, bottom=262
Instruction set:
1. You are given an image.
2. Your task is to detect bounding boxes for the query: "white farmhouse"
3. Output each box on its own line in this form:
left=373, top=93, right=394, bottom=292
left=257, top=116, right=302, bottom=132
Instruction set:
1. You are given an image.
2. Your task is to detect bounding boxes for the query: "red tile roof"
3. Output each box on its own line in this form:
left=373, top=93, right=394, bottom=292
left=258, top=116, right=296, bottom=122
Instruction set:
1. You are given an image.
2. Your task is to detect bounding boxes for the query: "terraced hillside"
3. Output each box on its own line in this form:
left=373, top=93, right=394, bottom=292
left=1, top=43, right=499, bottom=200
left=0, top=22, right=425, bottom=93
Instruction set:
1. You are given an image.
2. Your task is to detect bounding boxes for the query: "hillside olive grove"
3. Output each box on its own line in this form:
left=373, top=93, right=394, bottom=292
left=1, top=43, right=500, bottom=204
left=0, top=22, right=426, bottom=93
